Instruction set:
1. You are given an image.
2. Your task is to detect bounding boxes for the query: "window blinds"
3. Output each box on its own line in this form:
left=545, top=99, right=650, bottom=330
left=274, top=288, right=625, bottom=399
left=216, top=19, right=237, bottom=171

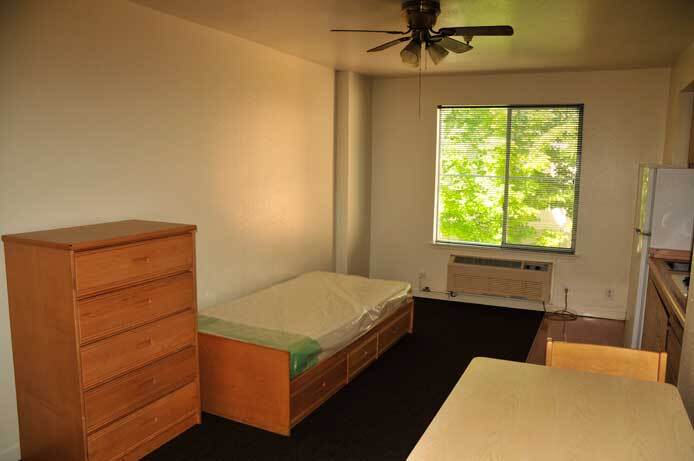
left=436, top=105, right=583, bottom=253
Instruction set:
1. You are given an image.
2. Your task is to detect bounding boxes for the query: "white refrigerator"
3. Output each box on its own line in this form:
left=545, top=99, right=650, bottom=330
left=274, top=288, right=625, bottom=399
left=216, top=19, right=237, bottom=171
left=624, top=165, right=694, bottom=349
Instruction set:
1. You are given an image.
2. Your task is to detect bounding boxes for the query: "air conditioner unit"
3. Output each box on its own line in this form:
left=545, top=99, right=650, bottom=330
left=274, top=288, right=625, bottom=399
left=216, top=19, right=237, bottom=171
left=446, top=255, right=552, bottom=303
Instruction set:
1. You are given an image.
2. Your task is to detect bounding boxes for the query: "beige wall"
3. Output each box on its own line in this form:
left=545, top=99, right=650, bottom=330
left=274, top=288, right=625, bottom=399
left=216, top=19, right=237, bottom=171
left=670, top=39, right=694, bottom=422
left=663, top=41, right=694, bottom=166
left=370, top=68, right=671, bottom=319
left=679, top=261, right=694, bottom=422
left=334, top=71, right=372, bottom=277
left=0, top=1, right=334, bottom=458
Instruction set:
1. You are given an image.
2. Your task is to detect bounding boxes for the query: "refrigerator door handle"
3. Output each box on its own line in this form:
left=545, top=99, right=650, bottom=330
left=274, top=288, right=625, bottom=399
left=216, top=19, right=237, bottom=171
left=635, top=228, right=652, bottom=236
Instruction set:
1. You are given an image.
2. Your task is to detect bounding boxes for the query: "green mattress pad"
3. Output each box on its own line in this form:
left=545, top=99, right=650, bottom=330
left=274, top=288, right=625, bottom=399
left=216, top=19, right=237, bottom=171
left=198, top=315, right=322, bottom=379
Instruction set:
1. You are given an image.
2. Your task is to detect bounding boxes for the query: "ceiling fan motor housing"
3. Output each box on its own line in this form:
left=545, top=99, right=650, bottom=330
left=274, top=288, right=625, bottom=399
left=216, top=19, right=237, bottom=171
left=401, top=0, right=440, bottom=30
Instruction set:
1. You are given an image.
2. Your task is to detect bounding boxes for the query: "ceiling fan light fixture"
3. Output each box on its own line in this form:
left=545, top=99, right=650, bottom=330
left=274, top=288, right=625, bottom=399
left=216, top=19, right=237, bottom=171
left=438, top=36, right=473, bottom=54
left=426, top=42, right=449, bottom=64
left=400, top=38, right=422, bottom=67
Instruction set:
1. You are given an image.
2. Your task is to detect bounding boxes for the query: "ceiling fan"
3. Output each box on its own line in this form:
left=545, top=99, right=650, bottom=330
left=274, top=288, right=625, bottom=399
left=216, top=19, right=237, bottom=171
left=331, top=0, right=513, bottom=67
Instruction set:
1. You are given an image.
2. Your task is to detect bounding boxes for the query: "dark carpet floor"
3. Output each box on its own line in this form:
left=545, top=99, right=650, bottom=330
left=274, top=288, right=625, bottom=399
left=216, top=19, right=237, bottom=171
left=145, top=298, right=543, bottom=461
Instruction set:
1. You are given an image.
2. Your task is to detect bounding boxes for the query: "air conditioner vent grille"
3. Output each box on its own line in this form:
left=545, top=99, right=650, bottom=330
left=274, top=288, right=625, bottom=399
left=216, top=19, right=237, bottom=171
left=488, top=278, right=543, bottom=299
left=453, top=256, right=522, bottom=269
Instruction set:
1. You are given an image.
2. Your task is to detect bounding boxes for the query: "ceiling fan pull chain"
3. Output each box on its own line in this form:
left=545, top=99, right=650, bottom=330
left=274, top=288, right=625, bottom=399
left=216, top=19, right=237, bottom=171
left=418, top=59, right=422, bottom=120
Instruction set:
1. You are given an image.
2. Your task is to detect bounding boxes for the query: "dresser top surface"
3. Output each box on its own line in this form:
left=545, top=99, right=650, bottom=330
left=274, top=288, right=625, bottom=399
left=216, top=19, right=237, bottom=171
left=2, top=220, right=196, bottom=251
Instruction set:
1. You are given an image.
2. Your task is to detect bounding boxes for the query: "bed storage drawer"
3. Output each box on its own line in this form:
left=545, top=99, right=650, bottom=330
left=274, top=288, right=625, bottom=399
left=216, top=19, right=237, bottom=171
left=78, top=273, right=195, bottom=344
left=348, top=333, right=378, bottom=379
left=378, top=310, right=410, bottom=355
left=81, top=310, right=196, bottom=388
left=87, top=381, right=198, bottom=461
left=291, top=358, right=347, bottom=423
left=75, top=234, right=194, bottom=297
left=84, top=347, right=198, bottom=431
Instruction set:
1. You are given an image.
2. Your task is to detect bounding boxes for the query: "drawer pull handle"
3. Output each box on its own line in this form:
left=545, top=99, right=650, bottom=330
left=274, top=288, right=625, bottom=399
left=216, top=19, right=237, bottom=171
left=136, top=338, right=153, bottom=349
left=141, top=416, right=158, bottom=427
left=321, top=381, right=326, bottom=388
left=133, top=256, right=152, bottom=263
left=139, top=377, right=157, bottom=388
left=137, top=298, right=153, bottom=307
left=363, top=350, right=369, bottom=356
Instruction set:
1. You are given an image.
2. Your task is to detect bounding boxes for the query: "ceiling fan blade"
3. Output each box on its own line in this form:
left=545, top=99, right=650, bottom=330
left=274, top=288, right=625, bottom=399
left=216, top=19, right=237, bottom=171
left=367, top=37, right=411, bottom=53
left=331, top=29, right=408, bottom=35
left=438, top=25, right=514, bottom=37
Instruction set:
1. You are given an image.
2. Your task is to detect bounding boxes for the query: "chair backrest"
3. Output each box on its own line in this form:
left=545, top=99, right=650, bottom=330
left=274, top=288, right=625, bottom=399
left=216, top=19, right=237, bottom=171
left=545, top=338, right=667, bottom=383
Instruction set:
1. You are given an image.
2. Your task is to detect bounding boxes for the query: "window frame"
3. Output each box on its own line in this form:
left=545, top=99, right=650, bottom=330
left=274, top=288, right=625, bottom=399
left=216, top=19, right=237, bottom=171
left=433, top=103, right=584, bottom=255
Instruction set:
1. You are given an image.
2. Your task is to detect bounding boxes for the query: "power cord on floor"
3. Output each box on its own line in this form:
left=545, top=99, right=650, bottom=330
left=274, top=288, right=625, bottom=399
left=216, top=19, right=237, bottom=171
left=421, top=287, right=577, bottom=322
left=543, top=288, right=578, bottom=321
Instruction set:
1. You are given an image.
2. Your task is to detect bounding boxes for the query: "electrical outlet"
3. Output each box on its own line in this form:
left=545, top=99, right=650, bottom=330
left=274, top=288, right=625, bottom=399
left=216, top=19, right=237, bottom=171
left=606, top=288, right=614, bottom=300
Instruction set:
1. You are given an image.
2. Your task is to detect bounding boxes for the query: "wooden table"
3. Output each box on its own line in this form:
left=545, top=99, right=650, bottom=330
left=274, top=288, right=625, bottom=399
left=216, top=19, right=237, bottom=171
left=408, top=357, right=694, bottom=461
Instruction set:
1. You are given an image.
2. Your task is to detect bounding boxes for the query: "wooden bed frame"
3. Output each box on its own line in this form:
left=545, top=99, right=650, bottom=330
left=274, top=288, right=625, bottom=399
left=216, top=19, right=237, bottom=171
left=198, top=298, right=414, bottom=435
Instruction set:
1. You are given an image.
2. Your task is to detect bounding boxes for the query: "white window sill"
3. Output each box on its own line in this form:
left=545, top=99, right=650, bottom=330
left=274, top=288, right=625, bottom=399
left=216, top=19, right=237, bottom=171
left=429, top=241, right=579, bottom=259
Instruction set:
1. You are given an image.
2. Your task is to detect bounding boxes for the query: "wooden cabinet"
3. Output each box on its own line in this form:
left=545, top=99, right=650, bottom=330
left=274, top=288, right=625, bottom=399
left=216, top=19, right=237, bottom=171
left=641, top=277, right=669, bottom=352
left=666, top=327, right=682, bottom=385
left=665, top=314, right=684, bottom=385
left=641, top=272, right=684, bottom=385
left=3, top=220, right=200, bottom=460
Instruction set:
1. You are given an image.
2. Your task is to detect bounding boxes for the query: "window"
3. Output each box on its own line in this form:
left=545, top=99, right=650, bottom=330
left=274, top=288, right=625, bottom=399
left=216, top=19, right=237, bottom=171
left=435, top=105, right=583, bottom=253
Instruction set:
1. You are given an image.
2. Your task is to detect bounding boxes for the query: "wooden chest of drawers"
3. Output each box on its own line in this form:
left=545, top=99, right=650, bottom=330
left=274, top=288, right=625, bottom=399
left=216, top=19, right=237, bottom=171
left=3, top=220, right=201, bottom=460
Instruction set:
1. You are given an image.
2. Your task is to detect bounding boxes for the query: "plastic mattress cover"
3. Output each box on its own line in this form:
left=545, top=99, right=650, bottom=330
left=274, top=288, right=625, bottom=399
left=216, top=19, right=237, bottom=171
left=198, top=271, right=411, bottom=378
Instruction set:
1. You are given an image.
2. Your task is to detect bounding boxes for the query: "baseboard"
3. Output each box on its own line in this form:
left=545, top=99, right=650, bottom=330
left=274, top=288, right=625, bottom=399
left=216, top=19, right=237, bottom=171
left=413, top=290, right=626, bottom=321
left=0, top=443, right=19, bottom=461
left=571, top=304, right=626, bottom=321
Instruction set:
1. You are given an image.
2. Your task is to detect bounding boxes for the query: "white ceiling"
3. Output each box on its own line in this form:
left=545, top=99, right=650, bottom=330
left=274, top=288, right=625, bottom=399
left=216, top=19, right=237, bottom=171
left=132, top=0, right=694, bottom=76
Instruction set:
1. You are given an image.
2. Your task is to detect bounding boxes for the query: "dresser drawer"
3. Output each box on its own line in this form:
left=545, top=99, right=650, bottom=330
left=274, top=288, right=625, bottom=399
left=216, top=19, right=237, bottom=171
left=81, top=310, right=196, bottom=388
left=348, top=333, right=378, bottom=379
left=74, top=234, right=194, bottom=297
left=84, top=347, right=198, bottom=431
left=378, top=310, right=410, bottom=355
left=78, top=273, right=194, bottom=344
left=291, top=358, right=347, bottom=423
left=87, top=381, right=199, bottom=461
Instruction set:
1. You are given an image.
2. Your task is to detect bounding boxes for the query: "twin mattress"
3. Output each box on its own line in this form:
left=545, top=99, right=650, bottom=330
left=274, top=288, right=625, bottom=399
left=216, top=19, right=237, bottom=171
left=198, top=271, right=411, bottom=378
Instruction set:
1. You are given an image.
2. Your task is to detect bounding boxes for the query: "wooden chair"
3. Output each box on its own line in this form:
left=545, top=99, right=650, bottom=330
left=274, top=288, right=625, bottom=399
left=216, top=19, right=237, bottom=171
left=545, top=338, right=667, bottom=383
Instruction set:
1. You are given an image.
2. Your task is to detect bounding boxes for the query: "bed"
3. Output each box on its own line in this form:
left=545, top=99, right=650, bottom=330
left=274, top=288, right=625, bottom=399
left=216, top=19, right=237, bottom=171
left=197, top=271, right=414, bottom=435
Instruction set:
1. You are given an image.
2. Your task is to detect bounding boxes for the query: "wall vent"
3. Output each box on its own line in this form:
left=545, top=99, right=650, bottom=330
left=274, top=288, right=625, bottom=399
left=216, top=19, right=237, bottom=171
left=446, top=255, right=552, bottom=303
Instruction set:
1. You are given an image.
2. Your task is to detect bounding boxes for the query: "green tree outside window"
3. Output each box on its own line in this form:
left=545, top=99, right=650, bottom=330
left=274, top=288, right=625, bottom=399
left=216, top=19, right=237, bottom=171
left=436, top=105, right=583, bottom=252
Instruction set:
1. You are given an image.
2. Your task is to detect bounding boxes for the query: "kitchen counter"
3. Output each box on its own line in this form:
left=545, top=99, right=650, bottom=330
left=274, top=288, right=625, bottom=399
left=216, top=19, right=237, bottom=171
left=648, top=249, right=688, bottom=329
